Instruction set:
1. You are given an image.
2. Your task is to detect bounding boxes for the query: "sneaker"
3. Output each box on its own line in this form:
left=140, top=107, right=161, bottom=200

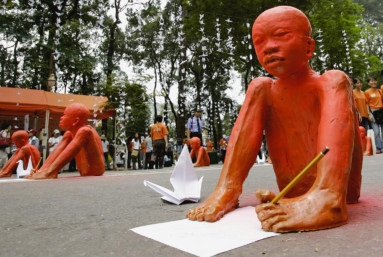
left=377, top=150, right=381, bottom=154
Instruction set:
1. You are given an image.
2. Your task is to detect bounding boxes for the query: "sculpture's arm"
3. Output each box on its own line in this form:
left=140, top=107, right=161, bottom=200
left=215, top=77, right=270, bottom=189
left=316, top=71, right=354, bottom=196
left=39, top=131, right=72, bottom=170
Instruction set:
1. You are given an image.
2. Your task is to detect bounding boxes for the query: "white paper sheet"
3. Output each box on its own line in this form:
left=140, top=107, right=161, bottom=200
left=131, top=206, right=279, bottom=257
left=144, top=145, right=203, bottom=205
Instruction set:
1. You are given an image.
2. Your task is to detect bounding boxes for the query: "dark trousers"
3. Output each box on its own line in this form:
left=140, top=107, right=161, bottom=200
left=144, top=152, right=153, bottom=169
left=152, top=139, right=166, bottom=168
left=190, top=132, right=202, bottom=145
left=360, top=117, right=371, bottom=135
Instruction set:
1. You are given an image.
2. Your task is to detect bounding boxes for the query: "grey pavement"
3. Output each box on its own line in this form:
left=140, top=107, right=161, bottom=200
left=0, top=155, right=382, bottom=257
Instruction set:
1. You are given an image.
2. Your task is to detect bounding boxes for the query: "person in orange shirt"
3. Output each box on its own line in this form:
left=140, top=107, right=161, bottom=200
left=150, top=115, right=168, bottom=169
left=364, top=77, right=383, bottom=153
left=353, top=78, right=373, bottom=135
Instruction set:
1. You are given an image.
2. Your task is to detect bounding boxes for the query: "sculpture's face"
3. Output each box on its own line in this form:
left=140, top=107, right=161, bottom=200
left=252, top=9, right=314, bottom=78
left=190, top=137, right=200, bottom=149
left=59, top=107, right=74, bottom=130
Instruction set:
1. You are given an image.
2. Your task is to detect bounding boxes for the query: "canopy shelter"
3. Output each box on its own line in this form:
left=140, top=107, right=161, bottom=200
left=0, top=87, right=115, bottom=119
left=0, top=87, right=116, bottom=162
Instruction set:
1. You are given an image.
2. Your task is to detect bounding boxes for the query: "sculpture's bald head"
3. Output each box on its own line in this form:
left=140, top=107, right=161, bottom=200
left=59, top=103, right=90, bottom=130
left=254, top=6, right=312, bottom=38
left=65, top=103, right=91, bottom=124
left=12, top=130, right=29, bottom=148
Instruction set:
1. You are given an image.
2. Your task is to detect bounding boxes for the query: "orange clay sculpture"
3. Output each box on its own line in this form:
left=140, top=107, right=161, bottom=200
left=359, top=126, right=372, bottom=156
left=187, top=6, right=363, bottom=233
left=27, top=103, right=105, bottom=179
left=189, top=137, right=210, bottom=167
left=0, top=131, right=41, bottom=177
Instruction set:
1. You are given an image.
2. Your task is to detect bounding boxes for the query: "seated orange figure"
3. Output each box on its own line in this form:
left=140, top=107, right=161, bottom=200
left=187, top=6, right=362, bottom=232
left=189, top=137, right=210, bottom=167
left=0, top=131, right=41, bottom=177
left=206, top=139, right=214, bottom=152
left=359, top=126, right=372, bottom=156
left=27, top=103, right=105, bottom=179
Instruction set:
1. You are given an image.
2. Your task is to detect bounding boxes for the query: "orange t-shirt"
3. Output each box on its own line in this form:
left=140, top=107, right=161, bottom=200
left=353, top=89, right=369, bottom=118
left=364, top=88, right=383, bottom=109
left=150, top=122, right=168, bottom=141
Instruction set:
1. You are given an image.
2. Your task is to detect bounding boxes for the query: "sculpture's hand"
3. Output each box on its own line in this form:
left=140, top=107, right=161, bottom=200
left=255, top=189, right=276, bottom=203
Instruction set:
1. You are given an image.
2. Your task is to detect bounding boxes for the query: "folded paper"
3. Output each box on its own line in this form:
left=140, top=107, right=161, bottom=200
left=144, top=145, right=203, bottom=205
left=16, top=157, right=32, bottom=179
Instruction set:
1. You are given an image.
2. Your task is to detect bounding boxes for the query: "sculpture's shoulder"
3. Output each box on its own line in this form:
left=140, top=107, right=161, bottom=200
left=320, top=70, right=350, bottom=90
left=247, top=77, right=273, bottom=95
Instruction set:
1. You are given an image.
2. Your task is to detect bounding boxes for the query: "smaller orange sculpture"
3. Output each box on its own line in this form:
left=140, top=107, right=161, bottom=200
left=206, top=139, right=214, bottom=152
left=0, top=131, right=41, bottom=177
left=189, top=137, right=210, bottom=167
left=359, top=126, right=372, bottom=156
left=27, top=103, right=105, bottom=179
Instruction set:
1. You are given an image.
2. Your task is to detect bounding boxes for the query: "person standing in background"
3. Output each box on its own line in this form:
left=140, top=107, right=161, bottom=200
left=186, top=109, right=204, bottom=144
left=101, top=134, right=111, bottom=170
left=131, top=132, right=142, bottom=170
left=0, top=122, right=11, bottom=169
left=150, top=115, right=168, bottom=169
left=365, top=77, right=383, bottom=153
left=353, top=78, right=373, bottom=135
left=48, top=129, right=61, bottom=155
left=144, top=134, right=153, bottom=169
left=28, top=129, right=40, bottom=149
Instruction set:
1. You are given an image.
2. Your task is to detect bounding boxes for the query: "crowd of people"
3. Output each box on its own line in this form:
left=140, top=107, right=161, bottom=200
left=352, top=70, right=383, bottom=153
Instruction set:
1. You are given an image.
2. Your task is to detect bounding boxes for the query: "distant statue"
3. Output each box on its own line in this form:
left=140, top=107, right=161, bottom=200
left=27, top=103, right=105, bottom=179
left=0, top=130, right=41, bottom=177
left=189, top=137, right=210, bottom=167
left=187, top=6, right=362, bottom=233
left=206, top=139, right=214, bottom=152
left=359, top=126, right=372, bottom=156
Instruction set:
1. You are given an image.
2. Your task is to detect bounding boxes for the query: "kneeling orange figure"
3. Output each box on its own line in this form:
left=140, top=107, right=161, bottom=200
left=189, top=137, right=210, bottom=167
left=187, top=6, right=362, bottom=232
left=359, top=126, right=372, bottom=156
left=0, top=131, right=41, bottom=177
left=27, top=103, right=105, bottom=179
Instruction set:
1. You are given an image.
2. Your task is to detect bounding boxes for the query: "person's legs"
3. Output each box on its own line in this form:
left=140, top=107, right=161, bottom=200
left=132, top=157, right=137, bottom=170
left=0, top=149, right=8, bottom=169
left=362, top=117, right=370, bottom=135
left=104, top=152, right=110, bottom=169
left=156, top=140, right=166, bottom=169
left=138, top=152, right=142, bottom=169
left=371, top=122, right=383, bottom=151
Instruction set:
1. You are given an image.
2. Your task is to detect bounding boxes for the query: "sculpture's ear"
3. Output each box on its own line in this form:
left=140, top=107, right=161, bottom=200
left=306, top=37, right=315, bottom=60
left=72, top=117, right=80, bottom=127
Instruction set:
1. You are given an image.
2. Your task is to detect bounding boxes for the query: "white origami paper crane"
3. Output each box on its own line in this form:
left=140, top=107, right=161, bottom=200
left=143, top=145, right=203, bottom=205
left=16, top=157, right=33, bottom=179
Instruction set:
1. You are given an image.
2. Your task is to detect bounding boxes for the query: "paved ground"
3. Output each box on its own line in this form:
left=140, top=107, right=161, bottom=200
left=0, top=155, right=382, bottom=257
